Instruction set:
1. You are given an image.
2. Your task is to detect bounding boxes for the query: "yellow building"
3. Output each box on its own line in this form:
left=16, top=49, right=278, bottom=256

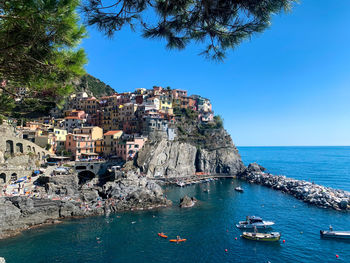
left=103, top=130, right=123, bottom=155
left=54, top=128, right=67, bottom=141
left=159, top=94, right=173, bottom=114
left=54, top=128, right=67, bottom=152
left=95, top=139, right=104, bottom=155
left=73, top=126, right=103, bottom=140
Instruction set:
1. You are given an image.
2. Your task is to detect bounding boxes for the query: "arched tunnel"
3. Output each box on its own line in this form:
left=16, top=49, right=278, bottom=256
left=78, top=170, right=96, bottom=185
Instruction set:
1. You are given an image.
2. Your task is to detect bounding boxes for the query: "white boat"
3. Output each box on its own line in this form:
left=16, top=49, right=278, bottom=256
left=235, top=186, right=244, bottom=192
left=177, top=182, right=185, bottom=187
left=320, top=226, right=350, bottom=239
left=236, top=216, right=275, bottom=229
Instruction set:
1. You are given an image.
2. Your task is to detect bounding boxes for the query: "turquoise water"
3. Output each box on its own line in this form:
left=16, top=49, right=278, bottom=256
left=1, top=147, right=350, bottom=263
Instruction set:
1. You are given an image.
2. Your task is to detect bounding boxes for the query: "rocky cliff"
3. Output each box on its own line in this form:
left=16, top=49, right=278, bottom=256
left=0, top=172, right=170, bottom=239
left=136, top=127, right=245, bottom=177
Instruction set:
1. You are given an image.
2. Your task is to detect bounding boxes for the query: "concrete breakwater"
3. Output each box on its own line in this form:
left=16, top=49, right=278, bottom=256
left=239, top=163, right=350, bottom=211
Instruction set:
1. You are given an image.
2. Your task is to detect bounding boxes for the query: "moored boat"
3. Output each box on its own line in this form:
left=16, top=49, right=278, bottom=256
left=177, top=182, right=185, bottom=187
left=242, top=231, right=281, bottom=242
left=236, top=216, right=275, bottom=229
left=235, top=186, right=244, bottom=192
left=320, top=226, right=350, bottom=239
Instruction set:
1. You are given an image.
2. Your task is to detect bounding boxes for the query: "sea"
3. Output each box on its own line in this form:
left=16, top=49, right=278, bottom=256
left=0, top=146, right=350, bottom=263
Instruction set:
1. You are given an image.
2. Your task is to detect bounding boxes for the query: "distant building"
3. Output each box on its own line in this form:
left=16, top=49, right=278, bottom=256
left=73, top=126, right=103, bottom=141
left=103, top=130, right=123, bottom=156
left=63, top=117, right=86, bottom=133
left=65, top=134, right=95, bottom=160
left=116, top=136, right=147, bottom=161
left=54, top=128, right=67, bottom=152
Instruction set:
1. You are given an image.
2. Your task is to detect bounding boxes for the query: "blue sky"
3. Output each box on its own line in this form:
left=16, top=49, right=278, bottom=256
left=81, top=1, right=350, bottom=146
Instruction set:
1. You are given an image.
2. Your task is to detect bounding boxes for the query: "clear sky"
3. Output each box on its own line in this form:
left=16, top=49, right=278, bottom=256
left=81, top=1, right=350, bottom=146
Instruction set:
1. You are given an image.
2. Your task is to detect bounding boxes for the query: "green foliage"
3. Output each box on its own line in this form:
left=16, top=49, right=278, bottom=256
left=214, top=115, right=224, bottom=129
left=0, top=94, right=15, bottom=114
left=77, top=74, right=115, bottom=97
left=83, top=0, right=296, bottom=60
left=0, top=0, right=87, bottom=114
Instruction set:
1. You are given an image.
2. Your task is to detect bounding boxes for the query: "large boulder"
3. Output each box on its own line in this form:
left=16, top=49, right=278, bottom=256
left=179, top=195, right=197, bottom=208
left=247, top=163, right=266, bottom=173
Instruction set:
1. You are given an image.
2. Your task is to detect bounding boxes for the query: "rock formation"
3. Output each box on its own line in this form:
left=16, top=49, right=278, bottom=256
left=0, top=172, right=171, bottom=239
left=239, top=163, right=350, bottom=211
left=179, top=195, right=197, bottom=208
left=137, top=128, right=245, bottom=177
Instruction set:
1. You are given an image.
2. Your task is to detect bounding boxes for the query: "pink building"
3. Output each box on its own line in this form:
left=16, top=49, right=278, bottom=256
left=66, top=110, right=86, bottom=119
left=116, top=136, right=147, bottom=161
left=65, top=133, right=95, bottom=160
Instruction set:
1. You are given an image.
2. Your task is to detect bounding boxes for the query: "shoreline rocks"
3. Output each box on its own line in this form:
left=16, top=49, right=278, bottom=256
left=0, top=172, right=172, bottom=240
left=179, top=195, right=197, bottom=208
left=239, top=163, right=350, bottom=211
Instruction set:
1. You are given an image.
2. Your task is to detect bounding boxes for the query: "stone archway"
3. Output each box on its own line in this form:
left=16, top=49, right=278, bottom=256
left=6, top=140, right=14, bottom=155
left=27, top=145, right=31, bottom=152
left=11, top=173, right=17, bottom=182
left=16, top=143, right=23, bottom=153
left=0, top=173, right=6, bottom=184
left=32, top=147, right=36, bottom=153
left=78, top=170, right=96, bottom=184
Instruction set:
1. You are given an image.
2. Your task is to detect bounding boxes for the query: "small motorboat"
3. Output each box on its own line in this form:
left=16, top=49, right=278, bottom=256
left=236, top=216, right=275, bottom=229
left=242, top=231, right=281, bottom=242
left=235, top=186, right=244, bottom=192
left=158, top=232, right=168, bottom=238
left=320, top=226, right=350, bottom=239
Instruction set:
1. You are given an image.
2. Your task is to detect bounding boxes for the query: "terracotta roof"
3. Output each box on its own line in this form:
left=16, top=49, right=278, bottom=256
left=104, top=130, right=122, bottom=136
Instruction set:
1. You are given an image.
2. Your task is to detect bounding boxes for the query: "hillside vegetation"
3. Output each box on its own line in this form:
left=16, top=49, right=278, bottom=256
left=77, top=74, right=115, bottom=97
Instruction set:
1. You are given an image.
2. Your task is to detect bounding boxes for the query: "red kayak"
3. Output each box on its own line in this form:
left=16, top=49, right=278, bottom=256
left=158, top=233, right=168, bottom=238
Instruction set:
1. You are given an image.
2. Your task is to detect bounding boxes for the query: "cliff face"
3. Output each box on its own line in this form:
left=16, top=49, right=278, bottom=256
left=136, top=128, right=245, bottom=178
left=0, top=173, right=170, bottom=239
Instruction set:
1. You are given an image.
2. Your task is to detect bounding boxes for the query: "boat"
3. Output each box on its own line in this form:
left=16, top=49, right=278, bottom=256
left=235, top=186, right=244, bottom=192
left=158, top=233, right=168, bottom=238
left=176, top=182, right=185, bottom=187
left=169, top=238, right=187, bottom=243
left=236, top=216, right=275, bottom=229
left=320, top=226, right=350, bottom=239
left=242, top=231, right=281, bottom=242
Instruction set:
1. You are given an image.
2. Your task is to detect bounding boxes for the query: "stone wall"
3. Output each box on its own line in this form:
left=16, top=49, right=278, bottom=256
left=0, top=124, right=51, bottom=184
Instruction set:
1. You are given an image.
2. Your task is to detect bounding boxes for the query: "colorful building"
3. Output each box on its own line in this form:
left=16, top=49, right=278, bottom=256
left=159, top=94, right=173, bottom=114
left=65, top=134, right=95, bottom=160
left=116, top=136, right=147, bottom=161
left=54, top=128, right=67, bottom=152
left=64, top=117, right=86, bottom=133
left=73, top=126, right=103, bottom=141
left=103, top=130, right=123, bottom=156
